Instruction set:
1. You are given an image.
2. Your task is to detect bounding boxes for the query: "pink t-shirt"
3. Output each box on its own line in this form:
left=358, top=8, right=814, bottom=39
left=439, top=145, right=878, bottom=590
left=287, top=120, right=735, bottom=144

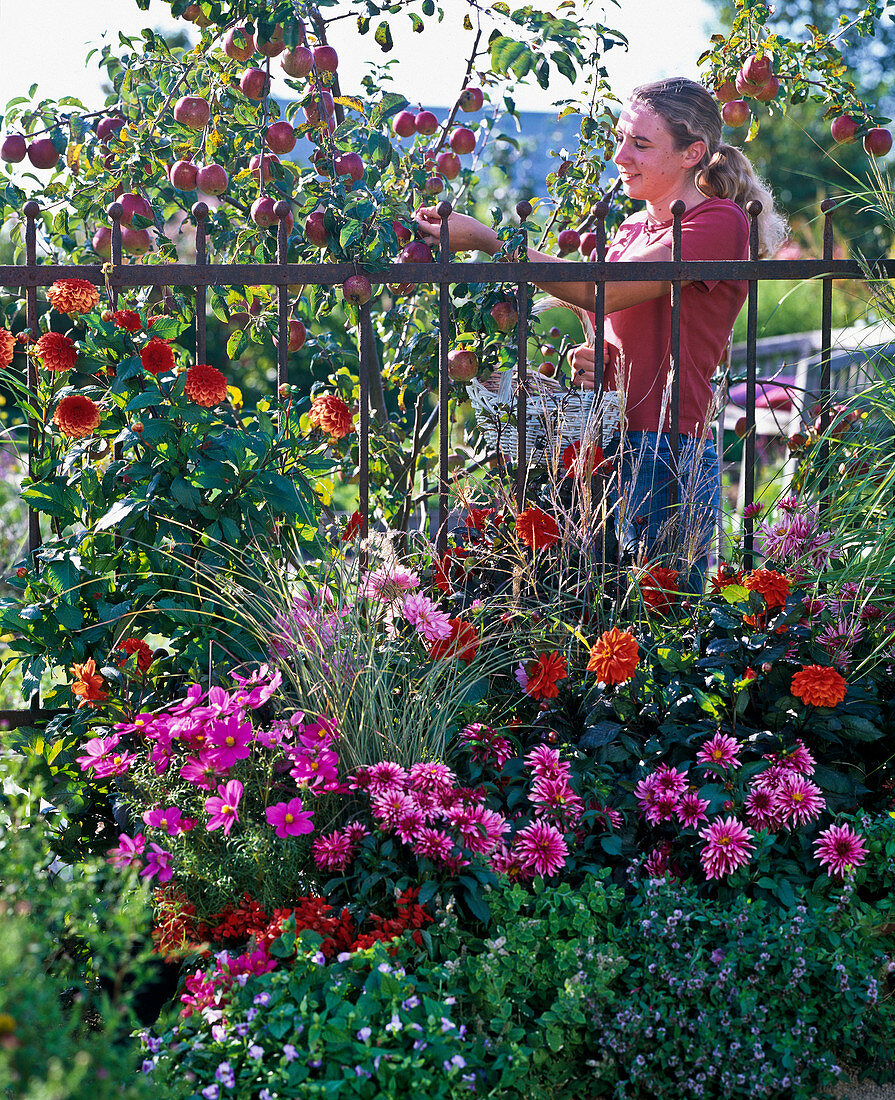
left=601, top=196, right=749, bottom=435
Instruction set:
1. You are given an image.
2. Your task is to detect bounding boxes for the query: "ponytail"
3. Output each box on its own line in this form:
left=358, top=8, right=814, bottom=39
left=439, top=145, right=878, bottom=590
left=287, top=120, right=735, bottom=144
left=630, top=78, right=788, bottom=258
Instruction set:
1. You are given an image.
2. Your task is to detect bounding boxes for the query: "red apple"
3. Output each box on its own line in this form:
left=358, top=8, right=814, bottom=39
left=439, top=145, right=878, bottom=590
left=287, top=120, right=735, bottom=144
left=831, top=115, right=859, bottom=144
left=334, top=152, right=365, bottom=181
left=174, top=95, right=210, bottom=131
left=490, top=301, right=518, bottom=331
left=721, top=100, right=751, bottom=128
left=400, top=241, right=434, bottom=263
left=304, top=90, right=335, bottom=126
left=284, top=320, right=307, bottom=352
left=436, top=151, right=461, bottom=179
left=224, top=26, right=255, bottom=62
left=714, top=81, right=738, bottom=104
left=120, top=192, right=153, bottom=228
left=458, top=86, right=484, bottom=112
left=240, top=68, right=271, bottom=101
left=450, top=126, right=476, bottom=155
left=343, top=274, right=372, bottom=306
left=92, top=226, right=112, bottom=259
left=392, top=220, right=412, bottom=243
left=121, top=226, right=152, bottom=255
left=265, top=121, right=296, bottom=154
left=282, top=46, right=313, bottom=79
left=424, top=174, right=445, bottom=196
left=0, top=135, right=26, bottom=163
left=448, top=349, right=479, bottom=381
left=26, top=139, right=60, bottom=170
left=580, top=231, right=598, bottom=258
left=393, top=111, right=416, bottom=138
left=182, top=3, right=211, bottom=26
left=754, top=75, right=780, bottom=102
left=251, top=196, right=278, bottom=228
left=864, top=127, right=893, bottom=157
left=304, top=211, right=328, bottom=247
left=742, top=53, right=773, bottom=87
left=537, top=361, right=557, bottom=377
left=249, top=153, right=279, bottom=183
left=415, top=110, right=438, bottom=135
left=196, top=162, right=229, bottom=195
left=96, top=116, right=125, bottom=142
left=169, top=159, right=198, bottom=190
left=313, top=45, right=339, bottom=74
left=557, top=229, right=580, bottom=255
left=257, top=26, right=286, bottom=57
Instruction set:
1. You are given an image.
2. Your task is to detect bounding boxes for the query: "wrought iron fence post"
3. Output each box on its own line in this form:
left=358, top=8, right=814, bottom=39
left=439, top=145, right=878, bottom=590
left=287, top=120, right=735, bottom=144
left=668, top=200, right=685, bottom=528
left=819, top=198, right=836, bottom=512
left=275, top=201, right=291, bottom=399
left=743, top=199, right=763, bottom=569
left=192, top=202, right=208, bottom=364
left=514, top=200, right=532, bottom=510
left=358, top=301, right=372, bottom=544
left=436, top=200, right=453, bottom=553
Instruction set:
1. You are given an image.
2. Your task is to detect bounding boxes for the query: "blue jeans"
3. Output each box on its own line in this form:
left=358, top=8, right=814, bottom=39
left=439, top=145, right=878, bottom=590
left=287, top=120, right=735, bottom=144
left=603, top=431, right=721, bottom=592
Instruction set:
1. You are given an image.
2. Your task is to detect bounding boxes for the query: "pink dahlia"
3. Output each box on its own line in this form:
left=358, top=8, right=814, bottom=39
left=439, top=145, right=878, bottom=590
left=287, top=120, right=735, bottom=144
left=648, top=790, right=681, bottom=825
left=699, top=816, right=755, bottom=880
left=395, top=803, right=427, bottom=843
left=634, top=774, right=660, bottom=817
left=365, top=760, right=409, bottom=793
left=408, top=761, right=456, bottom=794
left=371, top=789, right=419, bottom=830
left=770, top=739, right=816, bottom=776
left=514, top=820, right=569, bottom=878
left=530, top=776, right=584, bottom=825
left=652, top=765, right=689, bottom=798
left=695, top=733, right=742, bottom=775
left=312, top=829, right=355, bottom=871
left=745, top=784, right=782, bottom=831
left=412, top=827, right=455, bottom=863
left=524, top=744, right=570, bottom=781
left=360, top=564, right=420, bottom=603
left=774, top=774, right=825, bottom=826
left=458, top=723, right=514, bottom=767
left=447, top=804, right=508, bottom=854
left=813, top=822, right=868, bottom=877
left=402, top=593, right=452, bottom=642
left=676, top=790, right=710, bottom=829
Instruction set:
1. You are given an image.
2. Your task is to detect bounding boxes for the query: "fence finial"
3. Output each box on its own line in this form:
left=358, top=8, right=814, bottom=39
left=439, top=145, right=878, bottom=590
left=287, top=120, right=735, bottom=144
left=106, top=201, right=123, bottom=222
left=192, top=201, right=209, bottom=221
left=516, top=199, right=532, bottom=221
left=23, top=200, right=41, bottom=220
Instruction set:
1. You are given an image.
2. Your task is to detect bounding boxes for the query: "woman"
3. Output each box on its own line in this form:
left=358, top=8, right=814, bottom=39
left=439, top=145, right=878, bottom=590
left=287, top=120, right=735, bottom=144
left=415, top=77, right=786, bottom=588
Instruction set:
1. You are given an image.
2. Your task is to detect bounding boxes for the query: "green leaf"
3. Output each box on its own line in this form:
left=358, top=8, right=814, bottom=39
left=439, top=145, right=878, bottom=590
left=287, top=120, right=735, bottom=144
left=44, top=558, right=80, bottom=604
left=146, top=316, right=187, bottom=340
left=409, top=13, right=424, bottom=32
left=374, top=21, right=394, bottom=51
left=227, top=329, right=249, bottom=360
left=93, top=496, right=146, bottom=533
left=367, top=131, right=393, bottom=168
left=551, top=50, right=577, bottom=83
left=720, top=583, right=749, bottom=604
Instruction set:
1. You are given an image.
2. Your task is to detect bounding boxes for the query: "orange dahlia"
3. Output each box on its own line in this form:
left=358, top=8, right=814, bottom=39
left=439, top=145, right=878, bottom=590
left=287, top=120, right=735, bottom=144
left=428, top=619, right=479, bottom=664
left=744, top=568, right=791, bottom=609
left=587, top=626, right=640, bottom=684
left=308, top=394, right=353, bottom=440
left=47, top=278, right=100, bottom=316
left=0, top=327, right=14, bottom=368
left=433, top=546, right=470, bottom=593
left=184, top=362, right=228, bottom=407
left=70, top=658, right=108, bottom=707
left=112, top=309, right=142, bottom=333
left=516, top=507, right=561, bottom=551
left=54, top=395, right=101, bottom=438
left=791, top=665, right=847, bottom=708
left=141, top=336, right=176, bottom=376
left=36, top=331, right=78, bottom=372
left=114, top=637, right=154, bottom=674
left=524, top=651, right=568, bottom=700
left=638, top=566, right=681, bottom=611
left=709, top=563, right=744, bottom=592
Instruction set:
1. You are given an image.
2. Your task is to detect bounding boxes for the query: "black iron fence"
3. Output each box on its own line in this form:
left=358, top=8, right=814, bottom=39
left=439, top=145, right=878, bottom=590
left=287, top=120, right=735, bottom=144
left=2, top=194, right=893, bottom=728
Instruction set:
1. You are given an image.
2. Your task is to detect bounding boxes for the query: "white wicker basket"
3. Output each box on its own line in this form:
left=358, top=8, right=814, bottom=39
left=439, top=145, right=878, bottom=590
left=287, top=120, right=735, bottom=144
left=468, top=369, right=620, bottom=466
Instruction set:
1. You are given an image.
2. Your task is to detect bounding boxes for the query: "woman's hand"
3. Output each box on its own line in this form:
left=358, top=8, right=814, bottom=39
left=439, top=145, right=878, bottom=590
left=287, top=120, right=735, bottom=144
left=568, top=342, right=611, bottom=391
left=414, top=206, right=500, bottom=255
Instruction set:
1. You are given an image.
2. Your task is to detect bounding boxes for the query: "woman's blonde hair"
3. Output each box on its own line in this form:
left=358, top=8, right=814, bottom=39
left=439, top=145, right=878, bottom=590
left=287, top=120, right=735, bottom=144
left=630, top=77, right=787, bottom=258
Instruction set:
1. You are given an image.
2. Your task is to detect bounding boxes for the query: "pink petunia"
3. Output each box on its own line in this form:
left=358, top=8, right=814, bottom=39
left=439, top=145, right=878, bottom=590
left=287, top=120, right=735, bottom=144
left=514, top=819, right=569, bottom=877
left=676, top=790, right=710, bottom=829
left=312, top=829, right=356, bottom=872
left=142, top=806, right=191, bottom=836
left=265, top=797, right=315, bottom=838
left=699, top=816, right=755, bottom=880
left=695, top=733, right=742, bottom=776
left=140, top=843, right=174, bottom=883
left=107, top=832, right=145, bottom=870
left=774, top=774, right=825, bottom=826
left=403, top=593, right=453, bottom=642
left=813, top=822, right=868, bottom=877
left=204, top=780, right=243, bottom=835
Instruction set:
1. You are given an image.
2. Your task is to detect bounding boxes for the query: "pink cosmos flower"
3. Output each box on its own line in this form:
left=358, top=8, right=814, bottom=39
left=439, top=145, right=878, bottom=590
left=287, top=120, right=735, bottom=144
left=676, top=790, right=711, bottom=829
left=745, top=784, right=782, bottom=831
left=289, top=748, right=339, bottom=789
left=297, top=717, right=339, bottom=751
left=458, top=723, right=514, bottom=767
left=76, top=735, right=136, bottom=777
left=204, top=780, right=243, bottom=835
left=107, top=832, right=145, bottom=869
left=514, top=820, right=569, bottom=877
left=312, top=829, right=355, bottom=872
left=813, top=822, right=868, bottom=877
left=524, top=745, right=570, bottom=781
left=411, top=827, right=455, bottom=863
left=204, top=715, right=254, bottom=769
left=695, top=733, right=742, bottom=775
left=140, top=843, right=174, bottom=883
left=266, top=797, right=315, bottom=838
left=231, top=665, right=283, bottom=709
left=179, top=755, right=223, bottom=790
left=408, top=761, right=456, bottom=794
left=403, top=593, right=453, bottom=642
left=774, top=774, right=825, bottom=826
left=360, top=564, right=420, bottom=602
left=699, top=816, right=755, bottom=880
left=142, top=806, right=191, bottom=836
left=530, top=776, right=584, bottom=825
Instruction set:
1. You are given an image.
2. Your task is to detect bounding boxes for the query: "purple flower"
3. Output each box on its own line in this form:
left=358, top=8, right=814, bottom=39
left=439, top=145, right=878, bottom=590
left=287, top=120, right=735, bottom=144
left=283, top=1044, right=298, bottom=1062
left=403, top=593, right=452, bottom=641
left=139, top=843, right=173, bottom=883
left=205, top=780, right=243, bottom=835
left=107, top=832, right=145, bottom=870
left=265, top=797, right=315, bottom=838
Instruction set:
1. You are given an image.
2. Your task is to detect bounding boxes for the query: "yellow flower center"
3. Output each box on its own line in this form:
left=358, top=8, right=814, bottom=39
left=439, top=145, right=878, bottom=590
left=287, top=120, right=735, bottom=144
left=285, top=813, right=294, bottom=823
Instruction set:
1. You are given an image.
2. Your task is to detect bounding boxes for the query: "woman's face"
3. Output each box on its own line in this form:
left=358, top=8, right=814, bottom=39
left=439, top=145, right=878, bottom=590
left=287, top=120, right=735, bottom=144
left=613, top=102, right=704, bottom=205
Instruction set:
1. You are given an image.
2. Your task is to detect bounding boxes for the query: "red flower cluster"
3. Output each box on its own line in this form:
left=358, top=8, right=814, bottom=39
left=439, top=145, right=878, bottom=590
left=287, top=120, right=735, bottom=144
left=341, top=510, right=364, bottom=541
left=561, top=440, right=612, bottom=479
left=36, top=331, right=78, bottom=372
left=516, top=507, right=560, bottom=550
left=140, top=335, right=176, bottom=376
left=638, top=566, right=681, bottom=611
left=428, top=618, right=479, bottom=664
left=47, top=278, right=100, bottom=316
left=524, top=651, right=568, bottom=701
left=433, top=546, right=470, bottom=593
left=308, top=394, right=353, bottom=439
left=353, top=888, right=432, bottom=950
left=152, top=888, right=203, bottom=959
left=0, top=327, right=14, bottom=368
left=744, top=568, right=791, bottom=609
left=791, top=664, right=847, bottom=708
left=54, top=394, right=101, bottom=438
left=185, top=362, right=228, bottom=406
left=209, top=893, right=270, bottom=943
left=112, top=309, right=142, bottom=332
left=114, top=636, right=154, bottom=674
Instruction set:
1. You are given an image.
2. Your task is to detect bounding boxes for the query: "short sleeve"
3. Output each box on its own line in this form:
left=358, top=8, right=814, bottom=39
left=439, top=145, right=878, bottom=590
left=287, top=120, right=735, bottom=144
left=680, top=201, right=750, bottom=292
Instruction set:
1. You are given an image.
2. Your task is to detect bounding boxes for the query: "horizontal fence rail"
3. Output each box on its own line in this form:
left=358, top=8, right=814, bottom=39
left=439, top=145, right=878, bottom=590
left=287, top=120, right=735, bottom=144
left=1, top=196, right=889, bottom=729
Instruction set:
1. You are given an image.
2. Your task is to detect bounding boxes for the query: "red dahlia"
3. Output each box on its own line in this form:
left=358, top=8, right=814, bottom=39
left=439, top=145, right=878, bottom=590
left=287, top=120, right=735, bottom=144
left=47, top=278, right=100, bottom=316
left=308, top=394, right=353, bottom=440
left=54, top=395, right=101, bottom=438
left=140, top=335, right=176, bottom=376
left=516, top=507, right=560, bottom=550
left=184, top=362, right=228, bottom=407
left=36, top=331, right=78, bottom=372
left=744, top=568, right=791, bottom=609
left=428, top=619, right=479, bottom=664
left=112, top=309, right=142, bottom=332
left=114, top=637, right=154, bottom=673
left=0, top=327, right=14, bottom=368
